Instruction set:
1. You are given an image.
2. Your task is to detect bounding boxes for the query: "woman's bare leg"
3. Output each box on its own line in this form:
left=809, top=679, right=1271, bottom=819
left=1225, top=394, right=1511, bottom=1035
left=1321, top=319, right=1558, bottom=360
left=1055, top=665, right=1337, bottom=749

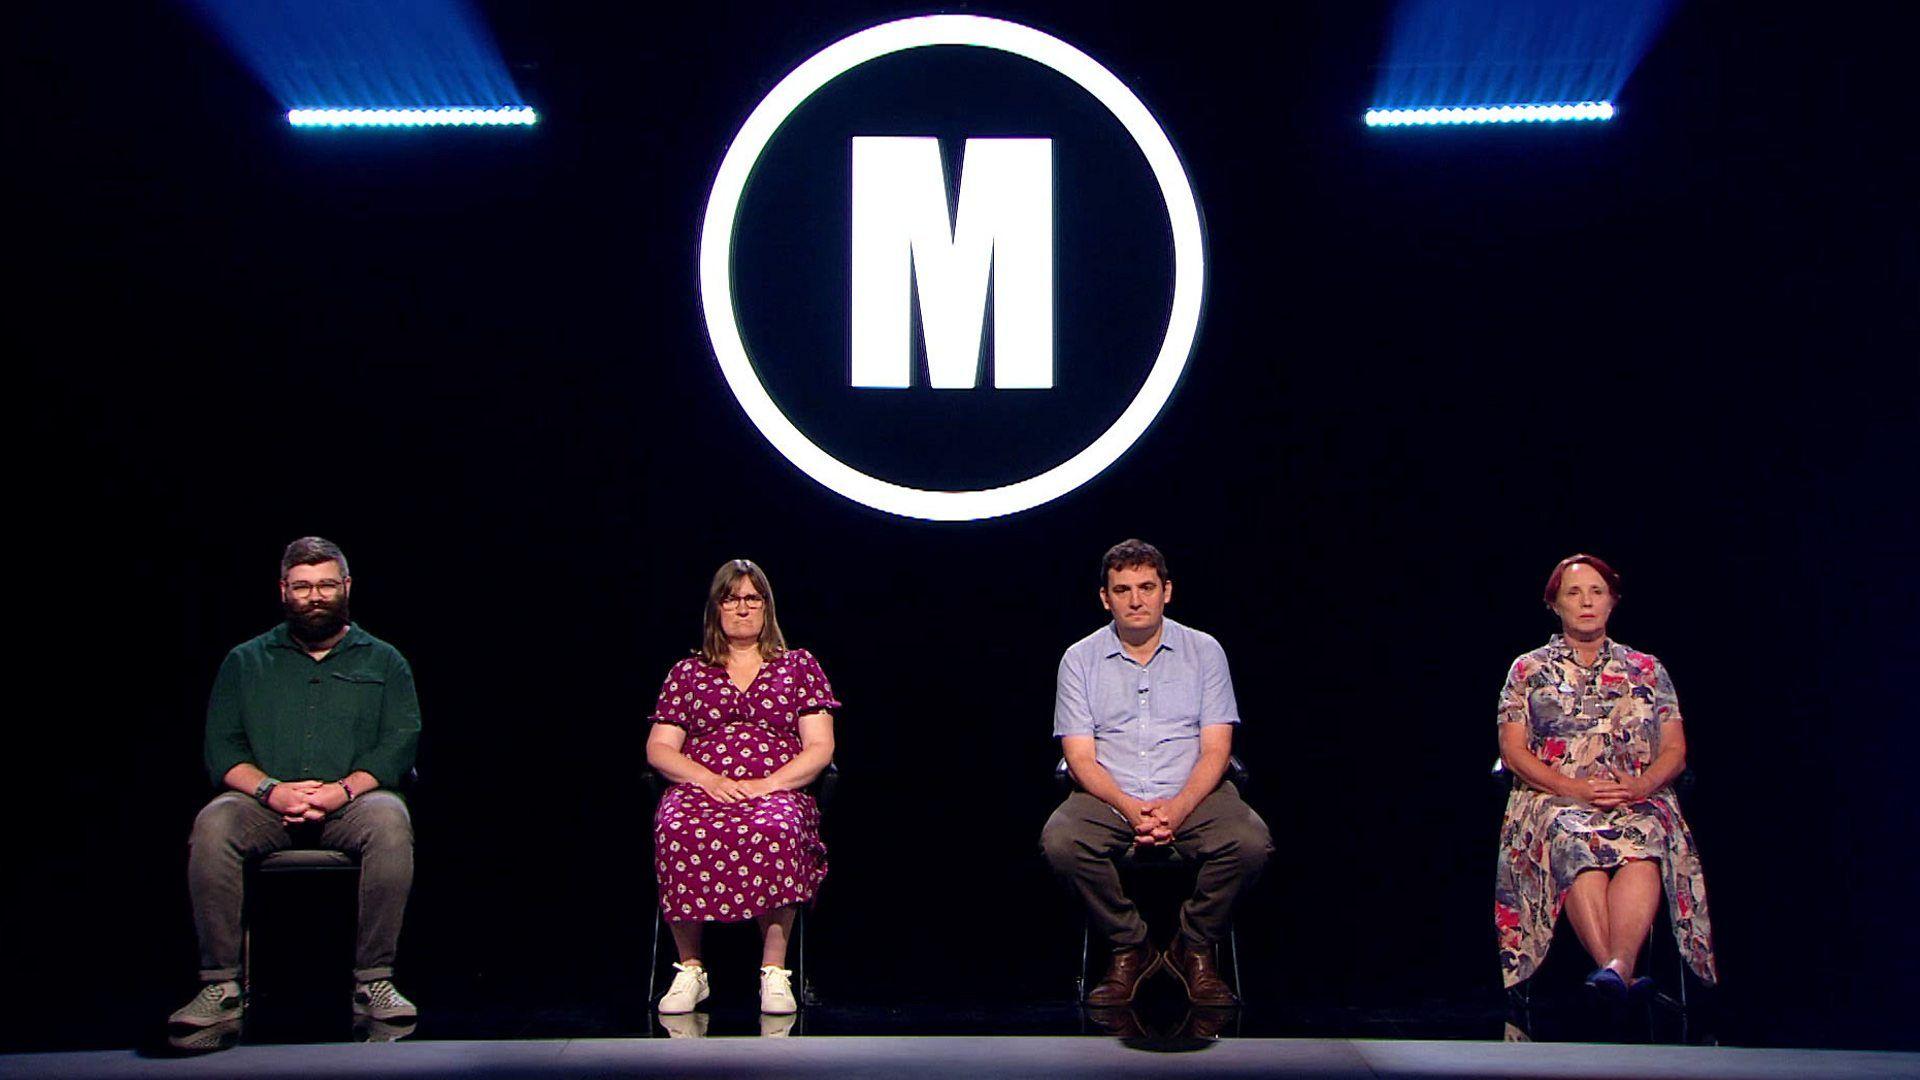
left=1604, top=860, right=1662, bottom=979
left=670, top=922, right=704, bottom=965
left=756, top=906, right=798, bottom=968
left=1563, top=870, right=1613, bottom=967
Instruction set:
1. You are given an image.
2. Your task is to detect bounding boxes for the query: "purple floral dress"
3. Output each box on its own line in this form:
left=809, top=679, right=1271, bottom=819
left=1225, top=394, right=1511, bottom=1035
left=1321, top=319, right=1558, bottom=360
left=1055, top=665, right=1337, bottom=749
left=651, top=648, right=839, bottom=923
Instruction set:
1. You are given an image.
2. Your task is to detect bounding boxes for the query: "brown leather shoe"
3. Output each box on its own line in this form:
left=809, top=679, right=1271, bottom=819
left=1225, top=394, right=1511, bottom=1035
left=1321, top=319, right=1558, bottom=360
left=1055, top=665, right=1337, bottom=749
left=1167, top=936, right=1237, bottom=1006
left=1086, top=944, right=1161, bottom=1006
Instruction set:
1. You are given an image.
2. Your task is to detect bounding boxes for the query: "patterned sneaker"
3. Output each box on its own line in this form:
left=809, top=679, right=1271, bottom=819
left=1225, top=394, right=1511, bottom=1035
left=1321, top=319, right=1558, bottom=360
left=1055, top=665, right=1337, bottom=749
left=352, top=979, right=419, bottom=1021
left=658, top=962, right=710, bottom=1015
left=759, top=965, right=798, bottom=1015
left=168, top=981, right=243, bottom=1027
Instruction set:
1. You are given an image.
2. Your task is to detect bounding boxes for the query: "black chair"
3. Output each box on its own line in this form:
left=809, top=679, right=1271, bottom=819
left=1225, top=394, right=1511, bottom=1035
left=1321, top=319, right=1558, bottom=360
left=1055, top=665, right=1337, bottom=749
left=1052, top=756, right=1249, bottom=1003
left=642, top=764, right=839, bottom=1008
left=241, top=850, right=357, bottom=999
left=1491, top=758, right=1693, bottom=1011
left=240, top=767, right=419, bottom=1000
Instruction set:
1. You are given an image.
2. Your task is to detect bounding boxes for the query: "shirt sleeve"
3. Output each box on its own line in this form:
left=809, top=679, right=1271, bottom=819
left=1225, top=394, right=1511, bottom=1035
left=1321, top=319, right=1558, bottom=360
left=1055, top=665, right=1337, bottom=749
left=203, top=649, right=254, bottom=785
left=1652, top=660, right=1683, bottom=726
left=1197, top=636, right=1242, bottom=727
left=794, top=650, right=841, bottom=715
left=351, top=651, right=422, bottom=788
left=650, top=660, right=695, bottom=729
left=1053, top=648, right=1094, bottom=737
left=1497, top=656, right=1531, bottom=726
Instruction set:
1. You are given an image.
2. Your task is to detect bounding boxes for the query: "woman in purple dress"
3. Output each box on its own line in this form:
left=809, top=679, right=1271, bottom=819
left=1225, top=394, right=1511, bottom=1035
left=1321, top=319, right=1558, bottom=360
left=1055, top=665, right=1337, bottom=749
left=647, top=559, right=838, bottom=1016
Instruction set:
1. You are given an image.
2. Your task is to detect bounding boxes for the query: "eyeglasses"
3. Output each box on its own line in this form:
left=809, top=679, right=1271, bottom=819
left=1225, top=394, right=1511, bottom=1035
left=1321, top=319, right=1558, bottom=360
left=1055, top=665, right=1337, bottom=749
left=285, top=579, right=344, bottom=598
left=718, top=593, right=765, bottom=610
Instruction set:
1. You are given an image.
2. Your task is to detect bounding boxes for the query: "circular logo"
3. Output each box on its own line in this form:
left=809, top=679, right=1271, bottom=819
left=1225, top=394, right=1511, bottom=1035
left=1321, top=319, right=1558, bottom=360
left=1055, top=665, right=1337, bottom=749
left=699, top=15, right=1204, bottom=521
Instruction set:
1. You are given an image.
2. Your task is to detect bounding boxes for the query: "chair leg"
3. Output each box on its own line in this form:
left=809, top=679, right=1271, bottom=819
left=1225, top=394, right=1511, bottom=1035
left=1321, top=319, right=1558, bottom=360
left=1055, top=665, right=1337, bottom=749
left=241, top=924, right=252, bottom=999
left=647, top=911, right=662, bottom=1007
left=1077, top=920, right=1090, bottom=1003
left=1645, top=918, right=1689, bottom=1012
left=1227, top=923, right=1244, bottom=1004
left=796, top=906, right=816, bottom=1006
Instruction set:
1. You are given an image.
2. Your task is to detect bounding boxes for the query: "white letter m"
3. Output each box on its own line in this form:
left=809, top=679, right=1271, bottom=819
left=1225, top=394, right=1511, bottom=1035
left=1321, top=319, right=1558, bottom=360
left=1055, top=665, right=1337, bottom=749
left=850, top=136, right=1053, bottom=389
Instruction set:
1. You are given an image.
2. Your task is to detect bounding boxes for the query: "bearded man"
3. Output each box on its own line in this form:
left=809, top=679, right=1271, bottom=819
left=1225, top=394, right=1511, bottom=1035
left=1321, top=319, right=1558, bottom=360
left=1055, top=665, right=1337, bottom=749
left=169, top=537, right=422, bottom=1028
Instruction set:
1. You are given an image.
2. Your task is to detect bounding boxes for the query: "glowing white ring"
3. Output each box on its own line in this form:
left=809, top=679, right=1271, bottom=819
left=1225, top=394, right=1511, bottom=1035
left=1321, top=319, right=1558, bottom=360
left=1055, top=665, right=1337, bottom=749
left=699, top=15, right=1204, bottom=522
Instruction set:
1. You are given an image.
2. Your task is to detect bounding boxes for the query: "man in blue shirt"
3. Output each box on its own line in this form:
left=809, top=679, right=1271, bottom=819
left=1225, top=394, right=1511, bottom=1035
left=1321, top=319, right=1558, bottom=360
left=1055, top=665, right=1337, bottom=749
left=1042, top=539, right=1273, bottom=1007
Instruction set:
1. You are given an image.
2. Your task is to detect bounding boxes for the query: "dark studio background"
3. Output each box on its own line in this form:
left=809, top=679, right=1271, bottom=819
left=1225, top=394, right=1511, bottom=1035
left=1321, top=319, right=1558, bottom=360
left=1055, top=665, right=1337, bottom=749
left=9, top=0, right=1916, bottom=1053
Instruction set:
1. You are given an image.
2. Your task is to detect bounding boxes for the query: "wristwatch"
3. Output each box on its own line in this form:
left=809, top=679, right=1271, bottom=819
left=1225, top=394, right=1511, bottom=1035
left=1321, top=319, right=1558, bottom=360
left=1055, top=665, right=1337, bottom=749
left=253, top=777, right=280, bottom=805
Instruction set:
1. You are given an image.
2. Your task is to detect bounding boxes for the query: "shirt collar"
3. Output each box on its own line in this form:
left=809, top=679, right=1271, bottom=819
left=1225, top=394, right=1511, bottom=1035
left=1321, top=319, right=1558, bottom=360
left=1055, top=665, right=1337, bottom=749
left=1101, top=617, right=1182, bottom=659
left=1546, top=633, right=1617, bottom=665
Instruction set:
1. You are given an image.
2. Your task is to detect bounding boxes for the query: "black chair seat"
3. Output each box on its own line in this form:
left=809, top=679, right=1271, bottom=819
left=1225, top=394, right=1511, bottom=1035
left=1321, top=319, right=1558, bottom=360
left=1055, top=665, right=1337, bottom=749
left=256, top=849, right=357, bottom=871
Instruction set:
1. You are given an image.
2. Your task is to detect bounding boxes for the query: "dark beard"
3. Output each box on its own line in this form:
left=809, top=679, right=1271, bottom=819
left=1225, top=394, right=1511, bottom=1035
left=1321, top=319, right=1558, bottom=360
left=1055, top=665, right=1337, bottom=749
left=285, top=596, right=350, bottom=645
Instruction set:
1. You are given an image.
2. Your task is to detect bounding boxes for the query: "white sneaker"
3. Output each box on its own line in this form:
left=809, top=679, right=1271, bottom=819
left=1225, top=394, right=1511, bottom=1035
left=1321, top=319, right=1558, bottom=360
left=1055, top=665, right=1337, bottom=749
left=352, top=979, right=419, bottom=1021
left=759, top=965, right=798, bottom=1014
left=658, top=962, right=710, bottom=1014
left=168, top=981, right=243, bottom=1027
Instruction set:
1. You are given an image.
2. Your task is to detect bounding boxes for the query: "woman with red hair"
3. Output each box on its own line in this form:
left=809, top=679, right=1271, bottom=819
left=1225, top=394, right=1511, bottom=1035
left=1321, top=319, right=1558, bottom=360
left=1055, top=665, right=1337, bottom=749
left=1493, top=555, right=1717, bottom=997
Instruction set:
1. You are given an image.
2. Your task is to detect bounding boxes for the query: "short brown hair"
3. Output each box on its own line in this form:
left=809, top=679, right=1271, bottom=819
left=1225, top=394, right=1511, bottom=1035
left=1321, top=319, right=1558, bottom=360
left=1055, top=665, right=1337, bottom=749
left=1100, top=539, right=1170, bottom=588
left=1543, top=553, right=1622, bottom=608
left=700, top=558, right=789, bottom=665
left=281, top=536, right=348, bottom=579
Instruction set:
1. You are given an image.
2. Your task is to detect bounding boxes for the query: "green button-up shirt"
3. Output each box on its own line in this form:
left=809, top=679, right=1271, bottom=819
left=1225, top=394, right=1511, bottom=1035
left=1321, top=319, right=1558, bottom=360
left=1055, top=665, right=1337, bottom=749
left=204, top=623, right=422, bottom=788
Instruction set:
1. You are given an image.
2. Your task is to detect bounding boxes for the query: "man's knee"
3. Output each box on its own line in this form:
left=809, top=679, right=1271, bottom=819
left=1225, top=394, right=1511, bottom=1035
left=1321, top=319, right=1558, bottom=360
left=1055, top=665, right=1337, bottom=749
left=1212, top=814, right=1274, bottom=875
left=1243, top=813, right=1275, bottom=871
left=351, top=793, right=414, bottom=850
left=189, top=795, right=256, bottom=851
left=1039, top=814, right=1081, bottom=873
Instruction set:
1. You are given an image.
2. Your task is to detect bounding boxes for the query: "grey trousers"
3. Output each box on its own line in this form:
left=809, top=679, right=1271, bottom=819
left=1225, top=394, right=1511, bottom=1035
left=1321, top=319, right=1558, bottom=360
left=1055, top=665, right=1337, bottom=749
left=1040, top=782, right=1273, bottom=949
left=187, top=790, right=413, bottom=983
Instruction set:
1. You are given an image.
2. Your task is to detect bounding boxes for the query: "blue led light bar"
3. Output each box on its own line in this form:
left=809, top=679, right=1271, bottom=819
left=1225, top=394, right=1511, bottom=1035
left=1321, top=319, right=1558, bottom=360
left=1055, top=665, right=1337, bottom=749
left=1364, top=101, right=1615, bottom=127
left=287, top=106, right=538, bottom=128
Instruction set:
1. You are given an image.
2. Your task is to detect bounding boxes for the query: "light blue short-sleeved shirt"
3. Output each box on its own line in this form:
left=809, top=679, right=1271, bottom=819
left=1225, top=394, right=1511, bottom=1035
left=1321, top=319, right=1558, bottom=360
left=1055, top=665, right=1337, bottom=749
left=1053, top=616, right=1241, bottom=801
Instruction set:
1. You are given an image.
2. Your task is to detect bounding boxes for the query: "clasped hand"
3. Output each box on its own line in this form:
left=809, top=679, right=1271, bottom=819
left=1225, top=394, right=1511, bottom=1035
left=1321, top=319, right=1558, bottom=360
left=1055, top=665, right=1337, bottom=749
left=1125, top=798, right=1187, bottom=847
left=1572, top=774, right=1645, bottom=809
left=265, top=779, right=348, bottom=824
left=696, top=774, right=778, bottom=804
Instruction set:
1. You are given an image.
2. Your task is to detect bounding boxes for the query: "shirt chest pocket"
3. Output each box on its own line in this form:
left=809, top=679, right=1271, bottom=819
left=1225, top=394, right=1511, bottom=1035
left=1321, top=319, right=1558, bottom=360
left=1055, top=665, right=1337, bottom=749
left=329, top=671, right=387, bottom=723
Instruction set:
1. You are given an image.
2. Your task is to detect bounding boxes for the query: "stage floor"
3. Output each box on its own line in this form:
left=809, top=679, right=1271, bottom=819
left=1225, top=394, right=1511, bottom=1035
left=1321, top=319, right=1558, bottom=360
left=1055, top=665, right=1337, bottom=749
left=4, top=1034, right=1918, bottom=1080
left=7, top=981, right=1916, bottom=1077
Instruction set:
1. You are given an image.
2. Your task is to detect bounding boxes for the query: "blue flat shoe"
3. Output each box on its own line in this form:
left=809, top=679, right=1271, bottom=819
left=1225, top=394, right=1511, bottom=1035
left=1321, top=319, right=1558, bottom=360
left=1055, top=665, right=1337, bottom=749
left=1585, top=967, right=1627, bottom=999
left=1628, top=976, right=1656, bottom=1000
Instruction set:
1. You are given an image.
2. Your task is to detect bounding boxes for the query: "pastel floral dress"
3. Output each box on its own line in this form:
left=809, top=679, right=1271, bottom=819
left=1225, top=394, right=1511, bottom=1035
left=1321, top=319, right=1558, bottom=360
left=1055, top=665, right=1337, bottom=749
left=1494, top=636, right=1717, bottom=987
left=650, top=648, right=839, bottom=923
